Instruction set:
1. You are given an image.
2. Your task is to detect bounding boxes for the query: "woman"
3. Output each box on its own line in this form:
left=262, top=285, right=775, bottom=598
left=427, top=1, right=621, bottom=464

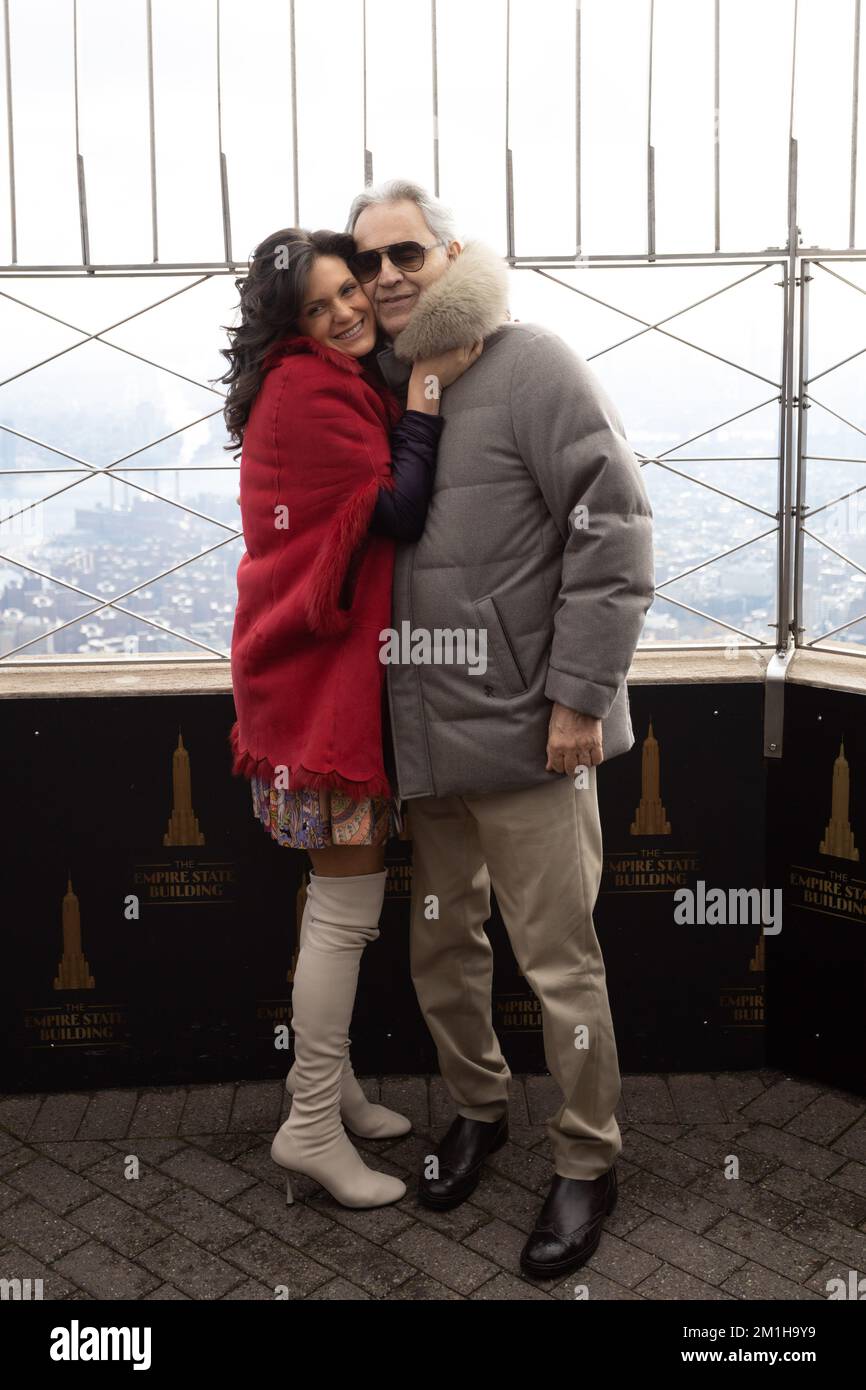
left=221, top=226, right=481, bottom=1209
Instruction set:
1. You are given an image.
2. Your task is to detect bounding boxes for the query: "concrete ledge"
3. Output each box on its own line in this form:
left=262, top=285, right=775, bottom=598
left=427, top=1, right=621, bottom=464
left=627, top=646, right=771, bottom=684
left=786, top=645, right=866, bottom=695
left=0, top=657, right=233, bottom=699
left=0, top=643, right=863, bottom=698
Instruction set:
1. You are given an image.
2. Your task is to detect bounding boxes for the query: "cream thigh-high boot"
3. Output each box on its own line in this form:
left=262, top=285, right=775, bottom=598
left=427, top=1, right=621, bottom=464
left=285, top=891, right=411, bottom=1139
left=271, top=871, right=406, bottom=1209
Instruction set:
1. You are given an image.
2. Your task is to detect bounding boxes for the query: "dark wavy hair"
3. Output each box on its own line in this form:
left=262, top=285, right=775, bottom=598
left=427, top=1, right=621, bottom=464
left=216, top=226, right=383, bottom=459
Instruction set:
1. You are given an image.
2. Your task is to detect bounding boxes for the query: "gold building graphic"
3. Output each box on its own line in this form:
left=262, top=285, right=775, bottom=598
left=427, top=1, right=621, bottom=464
left=749, top=933, right=765, bottom=973
left=819, top=741, right=860, bottom=861
left=163, top=730, right=206, bottom=846
left=630, top=719, right=672, bottom=836
left=53, top=874, right=95, bottom=991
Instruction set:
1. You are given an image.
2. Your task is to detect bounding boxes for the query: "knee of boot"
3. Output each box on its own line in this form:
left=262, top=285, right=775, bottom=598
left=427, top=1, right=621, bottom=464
left=305, top=917, right=380, bottom=951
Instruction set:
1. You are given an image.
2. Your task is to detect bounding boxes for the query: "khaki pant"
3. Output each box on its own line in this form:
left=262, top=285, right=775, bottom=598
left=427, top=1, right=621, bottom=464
left=408, top=771, right=622, bottom=1179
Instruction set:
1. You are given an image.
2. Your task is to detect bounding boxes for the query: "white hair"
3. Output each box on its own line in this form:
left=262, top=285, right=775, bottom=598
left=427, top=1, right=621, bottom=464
left=345, top=178, right=459, bottom=245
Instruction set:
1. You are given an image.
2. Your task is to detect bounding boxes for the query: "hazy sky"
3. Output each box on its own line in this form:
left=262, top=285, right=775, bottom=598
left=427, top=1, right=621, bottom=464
left=0, top=0, right=860, bottom=268
left=1, top=0, right=865, bottom=653
left=0, top=0, right=862, bottom=436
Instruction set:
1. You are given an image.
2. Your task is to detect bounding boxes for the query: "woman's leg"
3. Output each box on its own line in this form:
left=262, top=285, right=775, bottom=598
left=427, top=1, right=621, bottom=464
left=286, top=841, right=411, bottom=1139
left=272, top=854, right=406, bottom=1207
left=307, top=844, right=385, bottom=877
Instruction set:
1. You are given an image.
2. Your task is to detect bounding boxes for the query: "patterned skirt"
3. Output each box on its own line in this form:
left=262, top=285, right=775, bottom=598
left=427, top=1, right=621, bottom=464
left=250, top=778, right=402, bottom=848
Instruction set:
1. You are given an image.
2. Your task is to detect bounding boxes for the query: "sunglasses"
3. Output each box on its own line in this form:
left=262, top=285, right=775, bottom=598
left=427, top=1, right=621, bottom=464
left=348, top=239, right=443, bottom=284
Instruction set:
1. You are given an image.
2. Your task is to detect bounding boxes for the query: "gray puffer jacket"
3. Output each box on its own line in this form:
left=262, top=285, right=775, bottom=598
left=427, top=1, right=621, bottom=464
left=375, top=239, right=655, bottom=801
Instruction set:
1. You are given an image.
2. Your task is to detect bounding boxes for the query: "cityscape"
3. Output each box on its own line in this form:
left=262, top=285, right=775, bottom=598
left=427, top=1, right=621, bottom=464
left=0, top=307, right=864, bottom=660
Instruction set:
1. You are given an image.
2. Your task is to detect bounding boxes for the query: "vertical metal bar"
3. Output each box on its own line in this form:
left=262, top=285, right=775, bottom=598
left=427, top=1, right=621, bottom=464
left=788, top=0, right=799, bottom=152
left=505, top=0, right=514, bottom=260
left=216, top=0, right=232, bottom=263
left=775, top=261, right=790, bottom=650
left=792, top=258, right=811, bottom=644
left=362, top=0, right=372, bottom=186
left=3, top=0, right=16, bottom=264
left=777, top=135, right=799, bottom=651
left=647, top=0, right=655, bottom=259
left=778, top=259, right=789, bottom=650
left=73, top=4, right=80, bottom=170
left=219, top=152, right=232, bottom=263
left=73, top=0, right=90, bottom=269
left=289, top=0, right=299, bottom=224
left=575, top=0, right=581, bottom=256
left=431, top=0, right=439, bottom=198
left=714, top=0, right=720, bottom=252
left=776, top=2, right=800, bottom=649
left=146, top=0, right=158, bottom=262
left=851, top=0, right=860, bottom=249
left=76, top=154, right=90, bottom=268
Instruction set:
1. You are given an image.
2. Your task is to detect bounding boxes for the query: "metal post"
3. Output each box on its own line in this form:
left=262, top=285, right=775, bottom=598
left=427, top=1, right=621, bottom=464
left=289, top=0, right=299, bottom=224
left=792, top=257, right=811, bottom=644
left=764, top=30, right=801, bottom=756
left=146, top=0, right=158, bottom=262
left=505, top=0, right=514, bottom=261
left=363, top=0, right=372, bottom=186
left=574, top=0, right=581, bottom=256
left=713, top=0, right=720, bottom=252
left=73, top=1, right=90, bottom=270
left=776, top=135, right=798, bottom=653
left=431, top=0, right=439, bottom=198
left=647, top=0, right=655, bottom=260
left=850, top=0, right=860, bottom=249
left=3, top=0, right=16, bottom=264
left=216, top=0, right=232, bottom=264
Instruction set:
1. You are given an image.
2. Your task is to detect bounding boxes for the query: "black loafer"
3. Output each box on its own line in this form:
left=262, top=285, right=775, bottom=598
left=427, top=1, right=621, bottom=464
left=520, top=1167, right=618, bottom=1278
left=419, top=1113, right=509, bottom=1210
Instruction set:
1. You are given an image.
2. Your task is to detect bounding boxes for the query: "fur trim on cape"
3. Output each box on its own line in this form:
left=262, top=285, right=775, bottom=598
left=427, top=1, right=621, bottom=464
left=227, top=721, right=392, bottom=798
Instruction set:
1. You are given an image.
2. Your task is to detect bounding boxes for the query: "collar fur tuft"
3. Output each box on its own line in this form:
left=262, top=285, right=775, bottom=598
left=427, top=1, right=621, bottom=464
left=391, top=239, right=511, bottom=362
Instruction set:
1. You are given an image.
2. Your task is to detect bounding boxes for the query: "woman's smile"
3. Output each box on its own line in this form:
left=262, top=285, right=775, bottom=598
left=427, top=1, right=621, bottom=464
left=332, top=317, right=366, bottom=342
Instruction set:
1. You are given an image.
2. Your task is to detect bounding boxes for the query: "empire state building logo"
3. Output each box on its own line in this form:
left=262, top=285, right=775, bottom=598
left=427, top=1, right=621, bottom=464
left=53, top=874, right=95, bottom=991
left=163, top=730, right=205, bottom=846
left=819, top=741, right=859, bottom=861
left=630, top=719, right=672, bottom=836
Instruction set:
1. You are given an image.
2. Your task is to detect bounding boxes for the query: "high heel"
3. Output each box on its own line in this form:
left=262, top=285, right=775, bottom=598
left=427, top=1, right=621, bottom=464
left=271, top=1121, right=405, bottom=1209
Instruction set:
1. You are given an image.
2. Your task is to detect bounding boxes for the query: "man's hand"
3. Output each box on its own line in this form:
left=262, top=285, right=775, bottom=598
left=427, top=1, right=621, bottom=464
left=545, top=702, right=604, bottom=774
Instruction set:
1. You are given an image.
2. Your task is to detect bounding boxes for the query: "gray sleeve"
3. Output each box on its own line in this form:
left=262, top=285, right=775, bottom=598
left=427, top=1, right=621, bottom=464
left=509, top=329, right=655, bottom=720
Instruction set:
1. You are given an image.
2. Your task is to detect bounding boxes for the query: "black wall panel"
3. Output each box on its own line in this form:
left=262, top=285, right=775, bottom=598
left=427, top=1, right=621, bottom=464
left=0, top=678, right=862, bottom=1096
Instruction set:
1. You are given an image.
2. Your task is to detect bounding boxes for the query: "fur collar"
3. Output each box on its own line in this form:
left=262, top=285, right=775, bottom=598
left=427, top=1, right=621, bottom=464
left=389, top=239, right=511, bottom=362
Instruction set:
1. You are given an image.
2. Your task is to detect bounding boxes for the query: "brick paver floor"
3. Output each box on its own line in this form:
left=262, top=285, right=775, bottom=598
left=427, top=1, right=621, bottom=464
left=1, top=1069, right=864, bottom=1301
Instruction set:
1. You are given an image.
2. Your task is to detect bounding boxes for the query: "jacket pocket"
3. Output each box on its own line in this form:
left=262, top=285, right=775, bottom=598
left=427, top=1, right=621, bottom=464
left=473, top=594, right=527, bottom=698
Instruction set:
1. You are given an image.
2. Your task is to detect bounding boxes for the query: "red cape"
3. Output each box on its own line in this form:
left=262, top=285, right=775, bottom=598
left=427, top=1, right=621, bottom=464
left=228, top=334, right=402, bottom=798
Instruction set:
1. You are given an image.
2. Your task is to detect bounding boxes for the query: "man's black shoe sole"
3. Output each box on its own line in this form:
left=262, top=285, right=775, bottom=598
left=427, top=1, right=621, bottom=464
left=417, top=1123, right=509, bottom=1210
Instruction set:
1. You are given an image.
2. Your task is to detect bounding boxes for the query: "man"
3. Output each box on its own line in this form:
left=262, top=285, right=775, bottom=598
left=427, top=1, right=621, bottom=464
left=345, top=179, right=654, bottom=1278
